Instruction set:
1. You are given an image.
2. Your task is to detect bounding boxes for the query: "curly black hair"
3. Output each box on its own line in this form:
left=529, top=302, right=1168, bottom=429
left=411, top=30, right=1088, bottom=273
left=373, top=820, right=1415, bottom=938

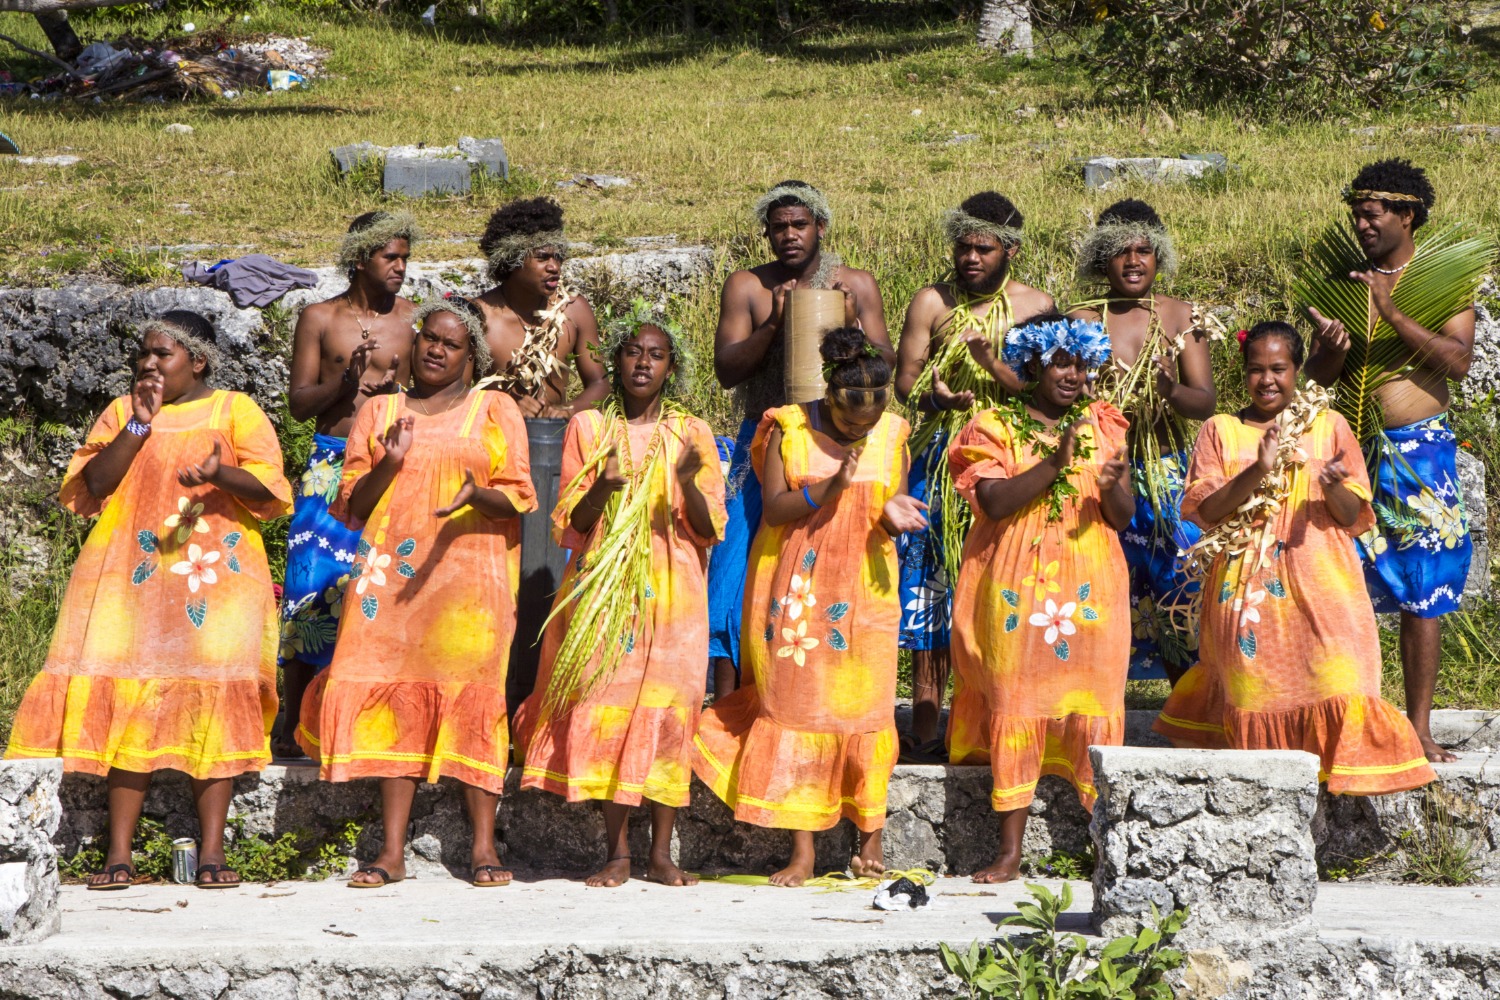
left=1098, top=198, right=1163, bottom=229
left=348, top=211, right=386, bottom=234
left=1348, top=158, right=1434, bottom=230
left=478, top=197, right=565, bottom=258
left=821, top=326, right=890, bottom=407
left=959, top=191, right=1024, bottom=231
left=1241, top=320, right=1304, bottom=368
left=763, top=179, right=818, bottom=216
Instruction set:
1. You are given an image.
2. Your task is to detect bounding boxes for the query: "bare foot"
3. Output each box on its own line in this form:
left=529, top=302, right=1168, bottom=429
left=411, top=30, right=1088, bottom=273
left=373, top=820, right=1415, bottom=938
left=645, top=857, right=698, bottom=886
left=972, top=852, right=1021, bottom=884
left=1419, top=735, right=1458, bottom=764
left=769, top=856, right=815, bottom=887
left=586, top=857, right=632, bottom=887
left=851, top=828, right=885, bottom=878
left=349, top=851, right=406, bottom=887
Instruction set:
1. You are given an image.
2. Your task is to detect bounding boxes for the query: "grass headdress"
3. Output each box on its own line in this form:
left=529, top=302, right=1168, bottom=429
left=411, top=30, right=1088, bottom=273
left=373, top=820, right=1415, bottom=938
left=1077, top=199, right=1178, bottom=281
left=600, top=297, right=695, bottom=398
left=336, top=211, right=421, bottom=274
left=480, top=197, right=569, bottom=281
left=754, top=181, right=832, bottom=227
left=141, top=311, right=224, bottom=378
left=943, top=208, right=1022, bottom=250
left=412, top=297, right=493, bottom=377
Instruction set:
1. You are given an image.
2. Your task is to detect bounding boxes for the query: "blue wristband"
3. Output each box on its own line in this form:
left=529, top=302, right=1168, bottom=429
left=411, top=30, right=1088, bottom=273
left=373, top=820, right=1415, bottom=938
left=802, top=486, right=821, bottom=510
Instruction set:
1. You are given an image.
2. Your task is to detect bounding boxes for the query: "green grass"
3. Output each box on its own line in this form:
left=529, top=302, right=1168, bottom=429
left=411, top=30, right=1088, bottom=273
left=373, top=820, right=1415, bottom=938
left=0, top=8, right=1498, bottom=729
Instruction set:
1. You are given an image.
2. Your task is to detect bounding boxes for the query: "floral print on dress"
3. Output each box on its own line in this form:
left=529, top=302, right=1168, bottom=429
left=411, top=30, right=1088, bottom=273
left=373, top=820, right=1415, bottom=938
left=300, top=456, right=342, bottom=504
left=130, top=516, right=244, bottom=629
left=348, top=537, right=417, bottom=620
left=762, top=549, right=851, bottom=660
left=1002, top=578, right=1102, bottom=661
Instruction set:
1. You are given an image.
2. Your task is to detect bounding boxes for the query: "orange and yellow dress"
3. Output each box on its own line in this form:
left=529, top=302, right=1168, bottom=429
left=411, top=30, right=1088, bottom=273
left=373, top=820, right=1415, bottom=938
left=947, top=401, right=1130, bottom=813
left=297, top=389, right=536, bottom=794
left=6, top=390, right=291, bottom=778
left=1154, top=411, right=1435, bottom=795
left=692, top=404, right=909, bottom=833
left=514, top=409, right=726, bottom=807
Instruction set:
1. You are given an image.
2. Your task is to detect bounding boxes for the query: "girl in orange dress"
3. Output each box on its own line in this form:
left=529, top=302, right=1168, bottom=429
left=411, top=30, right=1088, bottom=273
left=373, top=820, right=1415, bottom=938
left=1154, top=322, right=1434, bottom=795
left=947, top=314, right=1133, bottom=883
left=297, top=299, right=536, bottom=888
left=514, top=304, right=726, bottom=888
left=692, top=327, right=929, bottom=887
left=7, top=311, right=292, bottom=890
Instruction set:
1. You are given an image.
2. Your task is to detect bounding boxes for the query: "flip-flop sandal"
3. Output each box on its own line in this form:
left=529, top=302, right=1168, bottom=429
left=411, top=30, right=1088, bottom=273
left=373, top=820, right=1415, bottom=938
left=470, top=865, right=511, bottom=887
left=347, top=866, right=403, bottom=889
left=195, top=864, right=242, bottom=889
left=86, top=863, right=136, bottom=891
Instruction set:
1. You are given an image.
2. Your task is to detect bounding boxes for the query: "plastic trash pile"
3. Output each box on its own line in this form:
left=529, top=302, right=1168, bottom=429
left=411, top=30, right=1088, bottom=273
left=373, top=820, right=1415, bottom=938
left=16, top=33, right=328, bottom=103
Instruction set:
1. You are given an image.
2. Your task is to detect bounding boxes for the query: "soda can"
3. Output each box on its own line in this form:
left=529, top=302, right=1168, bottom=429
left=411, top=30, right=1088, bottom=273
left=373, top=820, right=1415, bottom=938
left=171, top=838, right=198, bottom=884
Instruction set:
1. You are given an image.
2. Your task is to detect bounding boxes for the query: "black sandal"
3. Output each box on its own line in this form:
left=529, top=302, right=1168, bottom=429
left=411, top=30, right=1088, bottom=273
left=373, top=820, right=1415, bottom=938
left=347, top=866, right=403, bottom=889
left=195, top=863, right=241, bottom=889
left=86, top=863, right=136, bottom=891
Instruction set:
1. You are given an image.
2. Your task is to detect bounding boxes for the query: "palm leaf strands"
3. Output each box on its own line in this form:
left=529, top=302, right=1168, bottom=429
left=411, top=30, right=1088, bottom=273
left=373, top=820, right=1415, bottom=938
left=695, top=868, right=937, bottom=893
left=1290, top=223, right=1494, bottom=448
left=1175, top=384, right=1332, bottom=644
left=537, top=398, right=682, bottom=718
left=1074, top=296, right=1226, bottom=538
left=906, top=288, right=1014, bottom=589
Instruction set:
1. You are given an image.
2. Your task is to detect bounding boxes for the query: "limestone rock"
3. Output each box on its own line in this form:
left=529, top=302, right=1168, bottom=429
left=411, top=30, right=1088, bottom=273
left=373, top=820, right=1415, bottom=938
left=1081, top=154, right=1229, bottom=189
left=0, top=759, right=62, bottom=944
left=1089, top=746, right=1319, bottom=949
left=328, top=137, right=510, bottom=197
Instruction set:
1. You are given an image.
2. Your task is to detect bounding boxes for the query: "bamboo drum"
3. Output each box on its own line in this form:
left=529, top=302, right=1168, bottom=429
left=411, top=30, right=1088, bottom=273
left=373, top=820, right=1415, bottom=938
left=783, top=289, right=844, bottom=404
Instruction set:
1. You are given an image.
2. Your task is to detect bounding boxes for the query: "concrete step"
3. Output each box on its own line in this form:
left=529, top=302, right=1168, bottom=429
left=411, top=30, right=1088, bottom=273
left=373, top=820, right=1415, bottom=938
left=0, top=879, right=1496, bottom=999
left=52, top=711, right=1500, bottom=884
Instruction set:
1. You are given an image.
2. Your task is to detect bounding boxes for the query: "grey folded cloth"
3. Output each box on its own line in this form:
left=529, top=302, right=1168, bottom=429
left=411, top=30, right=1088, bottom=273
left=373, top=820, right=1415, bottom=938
left=182, top=254, right=319, bottom=309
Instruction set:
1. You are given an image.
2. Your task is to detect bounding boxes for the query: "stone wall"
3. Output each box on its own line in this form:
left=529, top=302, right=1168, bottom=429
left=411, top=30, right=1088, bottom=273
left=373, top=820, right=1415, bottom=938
left=1089, top=747, right=1319, bottom=950
left=0, top=759, right=61, bottom=944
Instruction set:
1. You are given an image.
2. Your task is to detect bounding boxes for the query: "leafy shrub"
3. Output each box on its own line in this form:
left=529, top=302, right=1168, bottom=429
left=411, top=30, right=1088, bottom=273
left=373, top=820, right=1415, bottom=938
left=1083, top=1, right=1478, bottom=115
left=941, top=882, right=1188, bottom=1000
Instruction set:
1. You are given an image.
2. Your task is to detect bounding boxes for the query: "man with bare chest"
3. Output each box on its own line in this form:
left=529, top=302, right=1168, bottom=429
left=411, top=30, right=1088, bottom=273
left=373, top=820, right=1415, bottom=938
left=472, top=197, right=608, bottom=417
left=472, top=197, right=608, bottom=704
left=1303, top=159, right=1482, bottom=763
left=277, top=211, right=419, bottom=758
left=707, top=181, right=892, bottom=698
left=893, top=191, right=1053, bottom=756
left=1068, top=200, right=1216, bottom=683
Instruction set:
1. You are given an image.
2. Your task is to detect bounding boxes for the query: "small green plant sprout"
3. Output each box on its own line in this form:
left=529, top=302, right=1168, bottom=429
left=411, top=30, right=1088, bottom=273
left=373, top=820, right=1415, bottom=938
left=940, top=882, right=1189, bottom=999
left=1395, top=786, right=1483, bottom=887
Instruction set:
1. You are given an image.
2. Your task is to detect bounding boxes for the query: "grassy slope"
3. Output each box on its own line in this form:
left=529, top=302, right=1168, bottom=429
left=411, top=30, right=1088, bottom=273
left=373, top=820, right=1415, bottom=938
left=0, top=10, right=1497, bottom=736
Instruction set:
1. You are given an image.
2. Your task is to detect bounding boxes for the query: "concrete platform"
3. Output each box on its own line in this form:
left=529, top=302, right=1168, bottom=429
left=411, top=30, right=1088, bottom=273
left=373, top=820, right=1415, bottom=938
left=1, top=879, right=1497, bottom=999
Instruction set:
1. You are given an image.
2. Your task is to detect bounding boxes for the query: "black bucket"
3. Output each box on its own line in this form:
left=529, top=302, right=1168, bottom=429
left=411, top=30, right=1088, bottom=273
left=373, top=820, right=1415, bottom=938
left=508, top=416, right=570, bottom=709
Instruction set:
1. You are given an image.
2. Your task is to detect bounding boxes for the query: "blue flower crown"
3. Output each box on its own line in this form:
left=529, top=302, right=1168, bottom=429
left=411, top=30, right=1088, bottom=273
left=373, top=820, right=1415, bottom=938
left=1000, top=317, right=1111, bottom=376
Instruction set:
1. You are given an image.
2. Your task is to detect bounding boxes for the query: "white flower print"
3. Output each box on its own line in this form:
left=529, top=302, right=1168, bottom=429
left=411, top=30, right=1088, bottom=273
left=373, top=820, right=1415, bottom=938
left=169, top=543, right=220, bottom=593
left=781, top=573, right=817, bottom=621
left=776, top=619, right=820, bottom=666
left=1235, top=586, right=1267, bottom=629
left=1028, top=599, right=1078, bottom=646
left=164, top=496, right=209, bottom=545
left=354, top=548, right=392, bottom=596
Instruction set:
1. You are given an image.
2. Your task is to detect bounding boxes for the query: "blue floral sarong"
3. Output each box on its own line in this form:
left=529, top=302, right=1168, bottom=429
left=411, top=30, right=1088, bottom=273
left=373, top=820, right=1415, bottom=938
left=1120, top=451, right=1201, bottom=680
left=706, top=419, right=762, bottom=673
left=278, top=434, right=360, bottom=669
left=1358, top=414, right=1472, bottom=618
left=898, top=432, right=950, bottom=651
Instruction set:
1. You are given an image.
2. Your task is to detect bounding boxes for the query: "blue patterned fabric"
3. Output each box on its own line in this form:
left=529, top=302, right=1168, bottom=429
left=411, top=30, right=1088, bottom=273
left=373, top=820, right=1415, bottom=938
left=278, top=434, right=360, bottom=669
left=1358, top=414, right=1472, bottom=618
left=706, top=419, right=762, bottom=669
left=1120, top=451, right=1201, bottom=680
left=898, top=432, right=951, bottom=651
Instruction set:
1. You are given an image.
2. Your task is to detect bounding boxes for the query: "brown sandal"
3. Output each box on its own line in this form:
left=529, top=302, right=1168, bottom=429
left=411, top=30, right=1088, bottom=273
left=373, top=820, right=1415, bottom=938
left=195, top=864, right=241, bottom=889
left=86, top=863, right=136, bottom=891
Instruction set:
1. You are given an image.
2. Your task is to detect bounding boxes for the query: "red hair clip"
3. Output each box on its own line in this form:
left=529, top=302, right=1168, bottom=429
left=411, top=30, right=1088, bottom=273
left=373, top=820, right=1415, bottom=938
left=1236, top=329, right=1249, bottom=344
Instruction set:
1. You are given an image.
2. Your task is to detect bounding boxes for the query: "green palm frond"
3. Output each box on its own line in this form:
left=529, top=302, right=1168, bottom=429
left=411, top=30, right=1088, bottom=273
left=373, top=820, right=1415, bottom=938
left=1292, top=223, right=1495, bottom=443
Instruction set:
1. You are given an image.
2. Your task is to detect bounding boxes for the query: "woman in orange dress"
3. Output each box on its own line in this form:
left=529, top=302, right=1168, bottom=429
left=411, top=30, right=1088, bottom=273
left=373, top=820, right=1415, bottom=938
left=297, top=299, right=536, bottom=888
left=1154, top=322, right=1434, bottom=795
left=947, top=314, right=1133, bottom=883
left=7, top=311, right=292, bottom=890
left=515, top=304, right=726, bottom=888
left=692, top=327, right=929, bottom=886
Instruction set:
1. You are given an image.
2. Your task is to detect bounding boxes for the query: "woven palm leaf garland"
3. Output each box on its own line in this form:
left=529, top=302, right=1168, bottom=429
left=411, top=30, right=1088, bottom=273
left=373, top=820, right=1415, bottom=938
left=906, top=288, right=1013, bottom=588
left=538, top=398, right=684, bottom=717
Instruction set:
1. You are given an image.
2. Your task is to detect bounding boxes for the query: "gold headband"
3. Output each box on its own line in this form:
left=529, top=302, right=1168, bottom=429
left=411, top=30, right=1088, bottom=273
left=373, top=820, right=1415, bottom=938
left=1344, top=188, right=1425, bottom=205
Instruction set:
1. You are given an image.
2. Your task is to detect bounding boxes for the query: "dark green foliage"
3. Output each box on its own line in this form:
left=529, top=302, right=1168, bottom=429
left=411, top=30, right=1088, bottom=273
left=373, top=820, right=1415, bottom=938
left=1084, top=1, right=1479, bottom=115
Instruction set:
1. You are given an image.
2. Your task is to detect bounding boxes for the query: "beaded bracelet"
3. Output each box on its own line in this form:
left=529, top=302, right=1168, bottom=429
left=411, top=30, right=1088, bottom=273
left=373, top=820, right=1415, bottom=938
left=125, top=418, right=152, bottom=438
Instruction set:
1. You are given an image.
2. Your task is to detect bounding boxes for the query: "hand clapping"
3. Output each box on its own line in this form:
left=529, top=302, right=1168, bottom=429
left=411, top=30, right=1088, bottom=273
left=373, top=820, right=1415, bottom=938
left=176, top=440, right=223, bottom=487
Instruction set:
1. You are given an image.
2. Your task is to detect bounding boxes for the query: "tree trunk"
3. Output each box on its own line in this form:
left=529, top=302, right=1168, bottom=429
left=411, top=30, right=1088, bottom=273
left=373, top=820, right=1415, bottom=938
left=680, top=0, right=695, bottom=34
left=603, top=0, right=619, bottom=27
left=976, top=0, right=1034, bottom=55
left=33, top=9, right=80, bottom=61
